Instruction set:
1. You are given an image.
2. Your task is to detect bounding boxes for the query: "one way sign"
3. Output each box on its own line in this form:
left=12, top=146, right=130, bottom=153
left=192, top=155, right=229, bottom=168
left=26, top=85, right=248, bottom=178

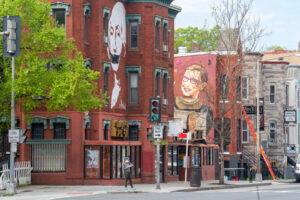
left=153, top=126, right=163, bottom=139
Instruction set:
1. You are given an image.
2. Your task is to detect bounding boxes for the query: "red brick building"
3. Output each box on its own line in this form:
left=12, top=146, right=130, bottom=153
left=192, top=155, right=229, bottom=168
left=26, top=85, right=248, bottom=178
left=216, top=54, right=243, bottom=178
left=16, top=0, right=181, bottom=185
left=174, top=48, right=242, bottom=180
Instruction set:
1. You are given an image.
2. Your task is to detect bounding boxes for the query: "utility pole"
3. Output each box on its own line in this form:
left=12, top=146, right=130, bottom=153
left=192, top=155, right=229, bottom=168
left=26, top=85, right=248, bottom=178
left=255, top=60, right=262, bottom=182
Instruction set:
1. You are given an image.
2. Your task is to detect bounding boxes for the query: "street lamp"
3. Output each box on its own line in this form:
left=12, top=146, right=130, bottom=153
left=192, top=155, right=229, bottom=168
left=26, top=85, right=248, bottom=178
left=255, top=53, right=300, bottom=182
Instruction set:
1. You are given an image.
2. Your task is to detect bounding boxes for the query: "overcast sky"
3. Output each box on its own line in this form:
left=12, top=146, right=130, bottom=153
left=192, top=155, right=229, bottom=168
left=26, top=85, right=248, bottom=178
left=172, top=0, right=300, bottom=51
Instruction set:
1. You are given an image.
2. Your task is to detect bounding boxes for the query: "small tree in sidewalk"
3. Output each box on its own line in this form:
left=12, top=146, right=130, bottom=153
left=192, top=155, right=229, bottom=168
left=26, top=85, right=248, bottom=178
left=208, top=0, right=265, bottom=184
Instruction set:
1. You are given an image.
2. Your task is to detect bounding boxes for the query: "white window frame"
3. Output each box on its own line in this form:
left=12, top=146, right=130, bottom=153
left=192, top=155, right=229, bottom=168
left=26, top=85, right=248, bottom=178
left=129, top=72, right=139, bottom=105
left=242, top=76, right=248, bottom=100
left=242, top=118, right=249, bottom=143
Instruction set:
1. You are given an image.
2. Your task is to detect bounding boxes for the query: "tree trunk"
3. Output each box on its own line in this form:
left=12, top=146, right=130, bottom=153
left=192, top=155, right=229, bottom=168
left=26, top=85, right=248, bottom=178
left=219, top=117, right=225, bottom=184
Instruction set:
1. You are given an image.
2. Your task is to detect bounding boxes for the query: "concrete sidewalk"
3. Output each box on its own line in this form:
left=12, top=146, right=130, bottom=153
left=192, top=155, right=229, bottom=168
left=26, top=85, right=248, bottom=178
left=0, top=179, right=282, bottom=200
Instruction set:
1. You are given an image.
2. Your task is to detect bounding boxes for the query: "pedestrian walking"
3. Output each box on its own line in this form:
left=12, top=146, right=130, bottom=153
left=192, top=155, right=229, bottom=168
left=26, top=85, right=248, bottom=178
left=123, top=157, right=137, bottom=192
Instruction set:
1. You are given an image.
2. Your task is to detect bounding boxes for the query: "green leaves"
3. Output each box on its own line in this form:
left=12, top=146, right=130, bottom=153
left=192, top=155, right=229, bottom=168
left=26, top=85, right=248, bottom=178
left=174, top=25, right=221, bottom=53
left=0, top=0, right=108, bottom=121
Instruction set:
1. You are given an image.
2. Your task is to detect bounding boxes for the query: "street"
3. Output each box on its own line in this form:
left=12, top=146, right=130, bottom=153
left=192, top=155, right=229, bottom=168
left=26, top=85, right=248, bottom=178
left=51, top=182, right=300, bottom=200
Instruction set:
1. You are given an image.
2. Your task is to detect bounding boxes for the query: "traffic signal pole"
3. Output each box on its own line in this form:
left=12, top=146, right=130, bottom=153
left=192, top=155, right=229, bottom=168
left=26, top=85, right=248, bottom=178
left=7, top=56, right=16, bottom=194
left=156, top=136, right=160, bottom=190
left=2, top=16, right=21, bottom=195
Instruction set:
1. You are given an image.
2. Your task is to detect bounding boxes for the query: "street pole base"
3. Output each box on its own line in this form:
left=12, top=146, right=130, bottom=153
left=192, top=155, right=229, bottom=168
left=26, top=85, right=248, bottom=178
left=6, top=182, right=16, bottom=194
left=255, top=173, right=262, bottom=182
left=156, top=185, right=161, bottom=190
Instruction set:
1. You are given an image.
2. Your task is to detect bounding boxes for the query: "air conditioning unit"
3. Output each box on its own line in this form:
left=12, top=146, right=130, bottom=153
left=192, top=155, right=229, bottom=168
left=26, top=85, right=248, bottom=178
left=163, top=44, right=168, bottom=52
left=104, top=36, right=108, bottom=43
left=163, top=99, right=168, bottom=105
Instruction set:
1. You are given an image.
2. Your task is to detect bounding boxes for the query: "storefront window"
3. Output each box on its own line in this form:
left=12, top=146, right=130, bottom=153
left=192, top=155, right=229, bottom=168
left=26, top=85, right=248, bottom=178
left=167, top=146, right=178, bottom=176
left=85, top=146, right=100, bottom=178
left=102, top=146, right=111, bottom=179
left=32, top=143, right=66, bottom=172
left=192, top=147, right=201, bottom=166
left=85, top=145, right=141, bottom=180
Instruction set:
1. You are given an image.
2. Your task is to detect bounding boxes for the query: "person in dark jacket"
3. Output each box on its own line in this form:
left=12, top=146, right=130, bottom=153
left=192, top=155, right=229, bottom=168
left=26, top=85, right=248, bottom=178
left=123, top=157, right=136, bottom=192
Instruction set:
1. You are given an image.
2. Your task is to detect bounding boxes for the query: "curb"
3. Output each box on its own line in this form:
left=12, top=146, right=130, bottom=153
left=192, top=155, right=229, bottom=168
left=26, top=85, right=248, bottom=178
left=172, top=182, right=272, bottom=192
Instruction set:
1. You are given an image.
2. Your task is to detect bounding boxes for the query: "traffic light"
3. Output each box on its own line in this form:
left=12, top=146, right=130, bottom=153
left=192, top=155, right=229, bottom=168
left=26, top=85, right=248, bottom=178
left=3, top=16, right=21, bottom=57
left=147, top=127, right=153, bottom=141
left=19, top=129, right=28, bottom=144
left=149, top=98, right=161, bottom=123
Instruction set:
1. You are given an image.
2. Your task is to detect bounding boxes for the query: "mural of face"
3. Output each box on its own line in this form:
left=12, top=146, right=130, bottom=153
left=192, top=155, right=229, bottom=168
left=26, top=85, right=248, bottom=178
left=107, top=2, right=126, bottom=72
left=181, top=67, right=206, bottom=103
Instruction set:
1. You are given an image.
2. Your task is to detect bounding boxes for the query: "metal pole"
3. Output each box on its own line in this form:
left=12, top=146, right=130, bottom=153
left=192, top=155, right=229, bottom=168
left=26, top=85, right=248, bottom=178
left=255, top=60, right=262, bottom=182
left=7, top=57, right=16, bottom=194
left=184, top=132, right=189, bottom=187
left=156, top=137, right=160, bottom=189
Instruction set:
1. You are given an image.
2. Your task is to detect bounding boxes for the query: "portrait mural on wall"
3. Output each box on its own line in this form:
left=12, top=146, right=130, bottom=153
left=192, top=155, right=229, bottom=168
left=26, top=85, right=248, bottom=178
left=107, top=2, right=126, bottom=109
left=174, top=55, right=217, bottom=140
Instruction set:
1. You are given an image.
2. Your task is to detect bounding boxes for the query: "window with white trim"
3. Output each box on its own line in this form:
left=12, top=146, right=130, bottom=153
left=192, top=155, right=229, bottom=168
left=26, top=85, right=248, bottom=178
left=129, top=72, right=139, bottom=104
left=242, top=119, right=249, bottom=143
left=242, top=77, right=248, bottom=100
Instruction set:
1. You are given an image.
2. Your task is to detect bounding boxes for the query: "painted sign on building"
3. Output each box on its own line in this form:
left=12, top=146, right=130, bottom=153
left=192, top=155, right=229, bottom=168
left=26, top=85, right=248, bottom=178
left=110, top=120, right=129, bottom=137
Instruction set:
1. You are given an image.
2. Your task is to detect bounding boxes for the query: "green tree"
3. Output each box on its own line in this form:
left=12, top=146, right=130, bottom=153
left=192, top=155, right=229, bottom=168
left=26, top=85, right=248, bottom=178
left=0, top=0, right=107, bottom=122
left=266, top=45, right=285, bottom=51
left=174, top=25, right=221, bottom=53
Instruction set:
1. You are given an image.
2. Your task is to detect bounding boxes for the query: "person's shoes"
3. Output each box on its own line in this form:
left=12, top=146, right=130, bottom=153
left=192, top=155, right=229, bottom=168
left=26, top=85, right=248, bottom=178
left=124, top=188, right=129, bottom=192
left=133, top=188, right=137, bottom=192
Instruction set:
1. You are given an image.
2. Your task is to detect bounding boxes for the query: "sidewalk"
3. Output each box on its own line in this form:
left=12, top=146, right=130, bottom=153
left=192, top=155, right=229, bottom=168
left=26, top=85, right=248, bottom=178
left=0, top=179, right=278, bottom=200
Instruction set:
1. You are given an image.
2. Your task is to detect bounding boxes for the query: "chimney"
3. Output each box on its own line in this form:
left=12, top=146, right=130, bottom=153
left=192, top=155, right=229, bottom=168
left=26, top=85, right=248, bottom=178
left=178, top=46, right=187, bottom=54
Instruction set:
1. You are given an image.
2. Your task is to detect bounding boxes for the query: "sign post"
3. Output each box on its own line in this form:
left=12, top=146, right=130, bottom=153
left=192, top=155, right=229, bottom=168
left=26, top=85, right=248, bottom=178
left=184, top=131, right=190, bottom=187
left=154, top=125, right=163, bottom=190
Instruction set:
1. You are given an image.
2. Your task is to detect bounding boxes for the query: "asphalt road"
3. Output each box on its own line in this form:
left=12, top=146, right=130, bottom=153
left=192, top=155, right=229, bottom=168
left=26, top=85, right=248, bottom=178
left=56, top=182, right=300, bottom=200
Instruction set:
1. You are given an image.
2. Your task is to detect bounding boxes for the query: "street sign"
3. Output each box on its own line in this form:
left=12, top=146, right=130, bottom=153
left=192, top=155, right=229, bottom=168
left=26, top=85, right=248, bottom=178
left=178, top=132, right=187, bottom=139
left=8, top=129, right=19, bottom=143
left=178, top=132, right=191, bottom=140
left=153, top=126, right=163, bottom=139
left=284, top=110, right=297, bottom=123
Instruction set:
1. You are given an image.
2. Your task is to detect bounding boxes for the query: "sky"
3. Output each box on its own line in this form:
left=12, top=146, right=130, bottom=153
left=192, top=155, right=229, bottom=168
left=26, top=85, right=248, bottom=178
left=172, top=0, right=300, bottom=51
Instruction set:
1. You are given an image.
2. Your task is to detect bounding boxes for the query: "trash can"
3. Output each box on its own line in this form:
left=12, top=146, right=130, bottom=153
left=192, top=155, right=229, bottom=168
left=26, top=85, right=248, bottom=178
left=190, top=166, right=201, bottom=187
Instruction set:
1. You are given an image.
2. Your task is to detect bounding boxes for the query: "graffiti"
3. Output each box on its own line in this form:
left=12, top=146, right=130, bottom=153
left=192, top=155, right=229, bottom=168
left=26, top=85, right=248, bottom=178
left=107, top=2, right=126, bottom=109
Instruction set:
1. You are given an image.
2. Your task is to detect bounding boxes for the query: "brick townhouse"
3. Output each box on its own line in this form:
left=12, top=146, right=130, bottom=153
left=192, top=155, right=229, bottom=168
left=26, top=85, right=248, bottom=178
left=15, top=0, right=181, bottom=185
